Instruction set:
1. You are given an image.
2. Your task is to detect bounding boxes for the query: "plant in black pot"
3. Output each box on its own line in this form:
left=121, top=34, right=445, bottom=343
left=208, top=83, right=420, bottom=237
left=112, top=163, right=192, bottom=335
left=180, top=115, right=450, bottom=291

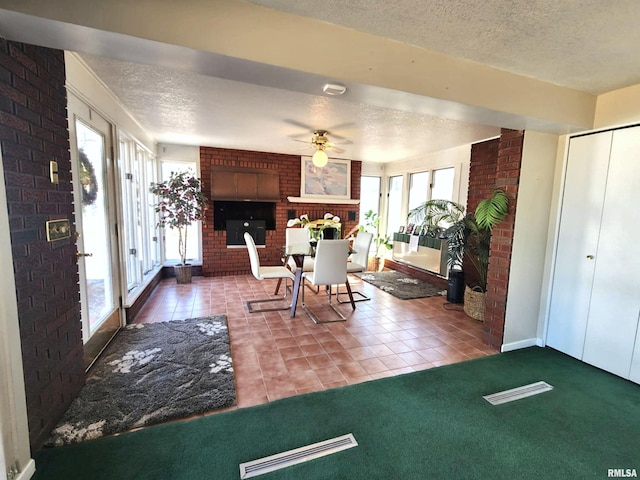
left=407, top=190, right=509, bottom=320
left=150, top=171, right=208, bottom=284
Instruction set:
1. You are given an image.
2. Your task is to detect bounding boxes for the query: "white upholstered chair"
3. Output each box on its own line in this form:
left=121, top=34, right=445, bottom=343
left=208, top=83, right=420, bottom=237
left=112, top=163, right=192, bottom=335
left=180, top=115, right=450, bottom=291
left=285, top=228, right=314, bottom=272
left=301, top=239, right=355, bottom=323
left=244, top=232, right=296, bottom=313
left=336, top=232, right=373, bottom=303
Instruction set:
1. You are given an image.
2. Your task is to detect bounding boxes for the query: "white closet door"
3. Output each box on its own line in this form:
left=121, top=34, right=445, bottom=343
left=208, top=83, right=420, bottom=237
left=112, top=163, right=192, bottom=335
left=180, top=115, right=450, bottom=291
left=546, top=131, right=612, bottom=358
left=582, top=126, right=640, bottom=377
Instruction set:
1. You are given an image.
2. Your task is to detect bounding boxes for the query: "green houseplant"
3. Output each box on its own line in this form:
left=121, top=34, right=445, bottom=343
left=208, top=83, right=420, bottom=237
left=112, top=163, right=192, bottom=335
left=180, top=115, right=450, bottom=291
left=149, top=171, right=208, bottom=284
left=359, top=209, right=393, bottom=271
left=407, top=190, right=508, bottom=319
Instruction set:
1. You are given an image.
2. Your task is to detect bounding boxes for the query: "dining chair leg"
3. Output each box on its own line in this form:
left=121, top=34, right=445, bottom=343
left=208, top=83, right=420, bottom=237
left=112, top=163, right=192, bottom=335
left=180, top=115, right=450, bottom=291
left=247, top=279, right=293, bottom=313
left=302, top=281, right=350, bottom=324
left=343, top=279, right=356, bottom=310
left=335, top=274, right=370, bottom=303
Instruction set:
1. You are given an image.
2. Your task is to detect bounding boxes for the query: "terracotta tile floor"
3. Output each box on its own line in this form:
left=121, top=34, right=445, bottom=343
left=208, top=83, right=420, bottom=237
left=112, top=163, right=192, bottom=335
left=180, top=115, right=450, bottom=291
left=133, top=273, right=498, bottom=410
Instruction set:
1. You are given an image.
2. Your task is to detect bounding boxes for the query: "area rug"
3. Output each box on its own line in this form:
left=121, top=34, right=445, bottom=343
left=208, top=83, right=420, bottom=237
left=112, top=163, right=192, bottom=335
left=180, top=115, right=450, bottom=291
left=356, top=271, right=445, bottom=300
left=46, top=316, right=236, bottom=447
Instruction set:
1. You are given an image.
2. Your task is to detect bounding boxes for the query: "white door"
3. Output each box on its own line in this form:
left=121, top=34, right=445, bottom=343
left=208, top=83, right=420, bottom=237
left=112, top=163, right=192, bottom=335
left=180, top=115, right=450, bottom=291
left=68, top=93, right=122, bottom=369
left=546, top=131, right=612, bottom=358
left=582, top=126, right=640, bottom=377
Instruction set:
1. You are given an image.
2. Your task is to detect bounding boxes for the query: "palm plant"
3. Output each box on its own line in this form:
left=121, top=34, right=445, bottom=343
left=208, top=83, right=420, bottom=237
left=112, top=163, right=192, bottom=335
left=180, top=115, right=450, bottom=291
left=407, top=190, right=508, bottom=291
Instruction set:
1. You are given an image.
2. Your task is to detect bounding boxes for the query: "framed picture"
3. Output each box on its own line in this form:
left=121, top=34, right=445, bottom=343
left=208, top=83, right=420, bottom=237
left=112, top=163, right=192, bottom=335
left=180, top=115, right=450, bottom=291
left=300, top=157, right=351, bottom=200
left=398, top=226, right=405, bottom=233
left=406, top=223, right=415, bottom=234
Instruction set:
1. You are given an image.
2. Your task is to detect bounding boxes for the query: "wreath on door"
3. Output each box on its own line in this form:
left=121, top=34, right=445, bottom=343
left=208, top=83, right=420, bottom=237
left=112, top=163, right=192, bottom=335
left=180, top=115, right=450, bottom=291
left=78, top=149, right=98, bottom=206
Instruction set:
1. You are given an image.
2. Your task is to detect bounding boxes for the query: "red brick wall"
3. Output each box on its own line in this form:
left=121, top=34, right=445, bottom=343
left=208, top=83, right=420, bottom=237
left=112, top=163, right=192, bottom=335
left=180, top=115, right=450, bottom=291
left=200, top=147, right=361, bottom=276
left=465, top=138, right=499, bottom=286
left=483, top=129, right=523, bottom=347
left=0, top=40, right=84, bottom=450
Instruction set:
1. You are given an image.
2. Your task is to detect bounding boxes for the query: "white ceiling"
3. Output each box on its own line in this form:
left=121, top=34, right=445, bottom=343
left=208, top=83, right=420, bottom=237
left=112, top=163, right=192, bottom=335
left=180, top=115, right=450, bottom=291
left=2, top=0, right=640, bottom=163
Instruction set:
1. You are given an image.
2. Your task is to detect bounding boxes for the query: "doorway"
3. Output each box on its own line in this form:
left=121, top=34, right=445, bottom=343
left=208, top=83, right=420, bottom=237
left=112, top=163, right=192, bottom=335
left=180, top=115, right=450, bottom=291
left=68, top=93, right=122, bottom=369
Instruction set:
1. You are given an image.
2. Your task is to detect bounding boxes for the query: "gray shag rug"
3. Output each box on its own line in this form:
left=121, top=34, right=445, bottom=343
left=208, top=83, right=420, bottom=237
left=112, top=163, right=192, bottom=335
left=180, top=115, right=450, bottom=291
left=357, top=271, right=446, bottom=300
left=46, top=316, right=236, bottom=447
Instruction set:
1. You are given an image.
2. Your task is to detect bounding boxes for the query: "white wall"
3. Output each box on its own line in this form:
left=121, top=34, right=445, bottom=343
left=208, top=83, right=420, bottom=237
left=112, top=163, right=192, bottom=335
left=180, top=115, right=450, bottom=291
left=502, top=131, right=560, bottom=351
left=157, top=144, right=200, bottom=171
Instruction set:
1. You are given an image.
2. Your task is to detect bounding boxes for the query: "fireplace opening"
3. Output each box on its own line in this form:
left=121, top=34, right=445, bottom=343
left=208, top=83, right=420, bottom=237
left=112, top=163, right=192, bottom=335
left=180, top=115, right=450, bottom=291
left=213, top=201, right=276, bottom=231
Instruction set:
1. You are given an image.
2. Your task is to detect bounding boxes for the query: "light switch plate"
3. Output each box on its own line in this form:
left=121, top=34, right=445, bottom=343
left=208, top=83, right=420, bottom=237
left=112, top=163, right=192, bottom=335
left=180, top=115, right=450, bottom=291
left=49, top=160, right=59, bottom=184
left=46, top=219, right=71, bottom=242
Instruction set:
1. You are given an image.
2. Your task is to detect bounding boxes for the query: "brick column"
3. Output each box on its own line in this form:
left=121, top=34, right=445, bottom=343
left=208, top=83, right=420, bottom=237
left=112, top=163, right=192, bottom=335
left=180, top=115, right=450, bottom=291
left=483, top=129, right=524, bottom=347
left=0, top=39, right=84, bottom=450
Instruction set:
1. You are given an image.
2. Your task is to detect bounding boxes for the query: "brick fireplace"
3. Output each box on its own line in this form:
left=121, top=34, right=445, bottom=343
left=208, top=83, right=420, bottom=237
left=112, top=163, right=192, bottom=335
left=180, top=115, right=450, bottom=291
left=200, top=147, right=362, bottom=276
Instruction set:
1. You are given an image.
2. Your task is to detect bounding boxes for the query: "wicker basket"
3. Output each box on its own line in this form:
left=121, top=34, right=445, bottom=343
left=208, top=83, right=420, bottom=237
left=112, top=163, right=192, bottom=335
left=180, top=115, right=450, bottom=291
left=463, top=285, right=485, bottom=321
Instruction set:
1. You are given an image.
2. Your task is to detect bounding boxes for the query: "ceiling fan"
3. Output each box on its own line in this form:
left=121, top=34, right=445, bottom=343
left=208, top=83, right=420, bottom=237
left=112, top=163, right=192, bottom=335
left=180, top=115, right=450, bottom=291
left=294, top=129, right=350, bottom=167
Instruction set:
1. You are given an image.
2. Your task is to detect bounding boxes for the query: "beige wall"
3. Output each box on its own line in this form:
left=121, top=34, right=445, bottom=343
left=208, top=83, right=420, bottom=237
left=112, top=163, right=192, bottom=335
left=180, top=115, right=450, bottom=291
left=502, top=131, right=560, bottom=350
left=594, top=84, right=640, bottom=129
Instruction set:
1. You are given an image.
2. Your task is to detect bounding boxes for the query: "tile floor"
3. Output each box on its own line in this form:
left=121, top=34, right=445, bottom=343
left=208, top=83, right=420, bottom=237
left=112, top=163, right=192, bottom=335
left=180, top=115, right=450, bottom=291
left=133, top=273, right=498, bottom=410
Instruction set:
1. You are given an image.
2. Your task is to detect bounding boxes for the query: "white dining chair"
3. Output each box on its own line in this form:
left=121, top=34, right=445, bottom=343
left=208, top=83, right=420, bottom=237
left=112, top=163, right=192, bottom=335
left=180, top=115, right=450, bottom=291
left=244, top=232, right=296, bottom=313
left=301, top=239, right=355, bottom=323
left=285, top=228, right=314, bottom=272
left=336, top=232, right=373, bottom=303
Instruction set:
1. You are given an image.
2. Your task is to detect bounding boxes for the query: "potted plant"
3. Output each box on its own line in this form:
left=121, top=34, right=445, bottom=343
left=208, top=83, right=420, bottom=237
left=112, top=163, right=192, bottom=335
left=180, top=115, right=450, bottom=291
left=149, top=171, right=208, bottom=284
left=359, top=209, right=392, bottom=271
left=407, top=190, right=508, bottom=320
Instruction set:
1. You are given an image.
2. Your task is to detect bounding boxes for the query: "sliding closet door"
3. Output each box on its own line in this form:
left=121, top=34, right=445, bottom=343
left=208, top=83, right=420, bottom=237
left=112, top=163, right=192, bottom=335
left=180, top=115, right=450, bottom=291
left=546, top=131, right=612, bottom=358
left=582, top=126, right=640, bottom=377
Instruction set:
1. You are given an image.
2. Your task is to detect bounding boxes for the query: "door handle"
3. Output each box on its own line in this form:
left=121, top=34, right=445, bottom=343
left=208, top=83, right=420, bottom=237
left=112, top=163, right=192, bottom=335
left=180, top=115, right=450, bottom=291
left=76, top=252, right=93, bottom=257
left=586, top=255, right=594, bottom=260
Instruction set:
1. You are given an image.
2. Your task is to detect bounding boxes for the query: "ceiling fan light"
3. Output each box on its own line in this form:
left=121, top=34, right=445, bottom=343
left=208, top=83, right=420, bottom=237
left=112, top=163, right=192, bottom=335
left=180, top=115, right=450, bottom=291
left=312, top=149, right=328, bottom=167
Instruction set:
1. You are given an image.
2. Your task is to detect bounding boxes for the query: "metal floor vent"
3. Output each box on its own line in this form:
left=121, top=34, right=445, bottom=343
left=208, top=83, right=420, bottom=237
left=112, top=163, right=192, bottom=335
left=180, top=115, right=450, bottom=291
left=239, top=433, right=358, bottom=479
left=483, top=381, right=554, bottom=405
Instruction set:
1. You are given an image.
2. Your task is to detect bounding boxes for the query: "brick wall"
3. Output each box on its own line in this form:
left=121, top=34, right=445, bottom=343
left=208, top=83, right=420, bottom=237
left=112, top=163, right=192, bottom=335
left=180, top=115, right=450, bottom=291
left=200, top=147, right=361, bottom=276
left=0, top=39, right=84, bottom=450
left=483, top=129, right=523, bottom=347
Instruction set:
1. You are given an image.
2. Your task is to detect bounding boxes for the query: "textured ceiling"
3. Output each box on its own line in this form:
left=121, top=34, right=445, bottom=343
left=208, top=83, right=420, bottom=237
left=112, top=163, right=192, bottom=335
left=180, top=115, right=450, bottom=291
left=249, top=0, right=640, bottom=95
left=2, top=0, right=639, bottom=163
left=78, top=53, right=499, bottom=162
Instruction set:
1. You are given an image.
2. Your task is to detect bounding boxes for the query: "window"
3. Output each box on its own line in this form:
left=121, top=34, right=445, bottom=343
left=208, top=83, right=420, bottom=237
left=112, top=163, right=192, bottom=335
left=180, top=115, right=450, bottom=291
left=359, top=176, right=381, bottom=221
left=386, top=175, right=404, bottom=237
left=119, top=134, right=160, bottom=295
left=158, top=160, right=200, bottom=264
left=431, top=167, right=455, bottom=201
left=408, top=171, right=429, bottom=213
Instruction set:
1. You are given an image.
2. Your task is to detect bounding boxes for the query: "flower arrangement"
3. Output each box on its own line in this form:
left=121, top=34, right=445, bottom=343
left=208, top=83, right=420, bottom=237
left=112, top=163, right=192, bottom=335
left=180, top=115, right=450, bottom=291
left=287, top=212, right=341, bottom=241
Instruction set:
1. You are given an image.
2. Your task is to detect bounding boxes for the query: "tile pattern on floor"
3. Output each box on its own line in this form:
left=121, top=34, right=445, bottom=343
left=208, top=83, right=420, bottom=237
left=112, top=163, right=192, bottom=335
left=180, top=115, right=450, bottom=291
left=133, top=273, right=498, bottom=410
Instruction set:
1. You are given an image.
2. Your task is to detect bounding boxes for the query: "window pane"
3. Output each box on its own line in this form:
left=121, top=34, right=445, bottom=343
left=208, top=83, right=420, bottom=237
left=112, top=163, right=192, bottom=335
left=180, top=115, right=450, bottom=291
left=159, top=161, right=200, bottom=263
left=359, top=176, right=381, bottom=221
left=386, top=175, right=404, bottom=237
left=432, top=167, right=455, bottom=201
left=408, top=171, right=429, bottom=212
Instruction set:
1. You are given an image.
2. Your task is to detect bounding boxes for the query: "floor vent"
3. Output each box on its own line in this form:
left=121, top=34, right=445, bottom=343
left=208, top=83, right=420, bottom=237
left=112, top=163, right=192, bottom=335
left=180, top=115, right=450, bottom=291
left=239, top=433, right=358, bottom=479
left=483, top=381, right=554, bottom=405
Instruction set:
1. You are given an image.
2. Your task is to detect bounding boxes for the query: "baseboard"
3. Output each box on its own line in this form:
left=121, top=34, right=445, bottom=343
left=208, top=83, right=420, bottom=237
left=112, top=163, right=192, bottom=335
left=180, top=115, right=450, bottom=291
left=16, top=459, right=36, bottom=480
left=501, top=338, right=544, bottom=352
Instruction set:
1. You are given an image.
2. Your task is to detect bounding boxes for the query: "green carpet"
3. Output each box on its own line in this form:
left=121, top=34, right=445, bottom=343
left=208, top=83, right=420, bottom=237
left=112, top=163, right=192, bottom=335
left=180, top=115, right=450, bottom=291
left=33, top=347, right=640, bottom=480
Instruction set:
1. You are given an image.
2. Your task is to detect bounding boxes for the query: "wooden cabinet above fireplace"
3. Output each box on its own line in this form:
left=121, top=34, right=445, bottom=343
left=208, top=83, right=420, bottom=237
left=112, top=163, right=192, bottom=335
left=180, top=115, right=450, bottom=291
left=210, top=167, right=280, bottom=201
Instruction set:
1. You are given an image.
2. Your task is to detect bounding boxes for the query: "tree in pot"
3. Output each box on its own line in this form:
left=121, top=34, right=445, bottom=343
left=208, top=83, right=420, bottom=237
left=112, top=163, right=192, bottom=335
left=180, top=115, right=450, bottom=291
left=407, top=190, right=509, bottom=320
left=149, top=171, right=208, bottom=284
left=359, top=210, right=392, bottom=272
